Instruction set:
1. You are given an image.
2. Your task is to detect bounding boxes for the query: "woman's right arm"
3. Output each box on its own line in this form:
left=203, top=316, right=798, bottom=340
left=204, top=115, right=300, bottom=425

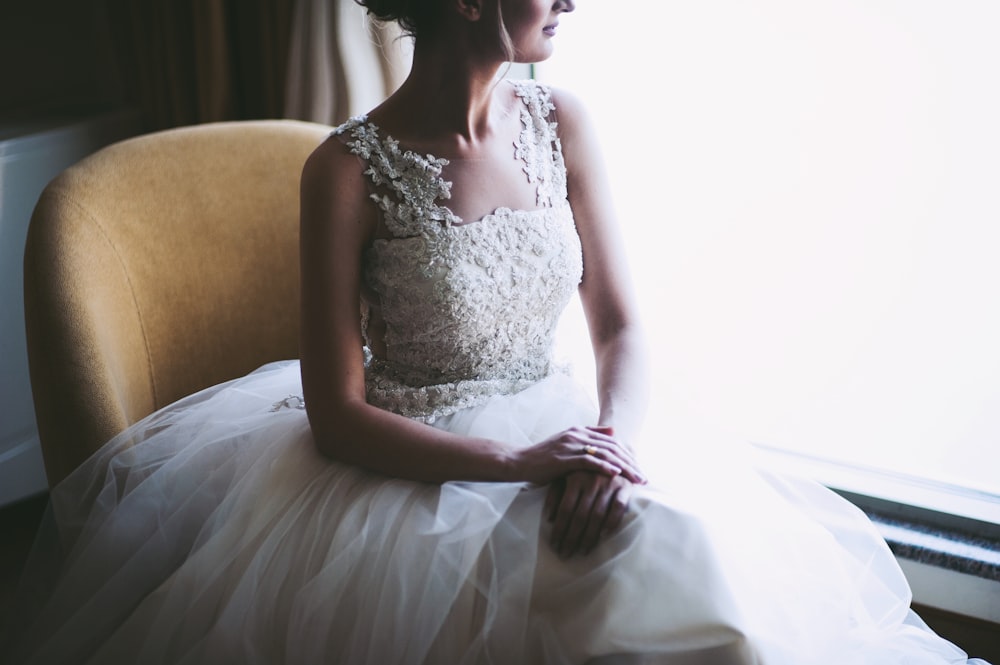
left=298, top=137, right=645, bottom=485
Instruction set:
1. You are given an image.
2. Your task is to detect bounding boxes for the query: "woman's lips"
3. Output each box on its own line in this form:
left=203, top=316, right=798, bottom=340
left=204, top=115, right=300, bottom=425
left=543, top=23, right=558, bottom=36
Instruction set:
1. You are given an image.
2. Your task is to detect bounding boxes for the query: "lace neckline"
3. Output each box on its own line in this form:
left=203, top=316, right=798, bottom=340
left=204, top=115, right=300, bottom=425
left=338, top=79, right=567, bottom=238
left=351, top=117, right=552, bottom=228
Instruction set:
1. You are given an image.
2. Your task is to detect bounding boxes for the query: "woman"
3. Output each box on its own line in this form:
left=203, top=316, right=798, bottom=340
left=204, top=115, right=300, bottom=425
left=299, top=0, right=649, bottom=560
left=4, top=0, right=991, bottom=663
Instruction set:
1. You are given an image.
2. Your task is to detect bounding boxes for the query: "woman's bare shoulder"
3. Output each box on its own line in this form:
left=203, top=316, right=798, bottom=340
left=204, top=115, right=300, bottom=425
left=302, top=130, right=370, bottom=202
left=546, top=85, right=588, bottom=121
left=544, top=86, right=600, bottom=151
left=303, top=130, right=360, bottom=178
left=300, top=128, right=376, bottom=243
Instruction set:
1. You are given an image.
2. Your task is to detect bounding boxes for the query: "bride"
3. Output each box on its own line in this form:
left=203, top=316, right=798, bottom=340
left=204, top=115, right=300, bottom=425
left=4, top=0, right=992, bottom=663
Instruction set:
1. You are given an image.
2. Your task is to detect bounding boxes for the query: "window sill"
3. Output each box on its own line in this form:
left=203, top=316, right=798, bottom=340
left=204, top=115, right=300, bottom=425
left=752, top=443, right=1000, bottom=623
left=861, top=504, right=1000, bottom=623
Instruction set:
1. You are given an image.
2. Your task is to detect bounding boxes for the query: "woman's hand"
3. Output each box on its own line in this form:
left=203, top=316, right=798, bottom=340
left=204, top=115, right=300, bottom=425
left=511, top=426, right=646, bottom=486
left=545, top=470, right=635, bottom=558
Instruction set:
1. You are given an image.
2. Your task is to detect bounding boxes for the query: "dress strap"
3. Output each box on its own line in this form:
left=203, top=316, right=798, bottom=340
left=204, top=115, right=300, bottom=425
left=510, top=80, right=569, bottom=208
left=333, top=117, right=458, bottom=238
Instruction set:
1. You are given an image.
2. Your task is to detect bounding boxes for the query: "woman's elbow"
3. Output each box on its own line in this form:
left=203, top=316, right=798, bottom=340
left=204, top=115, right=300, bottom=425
left=305, top=401, right=365, bottom=461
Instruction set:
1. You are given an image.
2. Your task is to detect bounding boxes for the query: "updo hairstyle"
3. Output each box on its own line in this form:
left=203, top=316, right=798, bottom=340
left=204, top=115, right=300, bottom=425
left=354, top=0, right=445, bottom=39
left=355, top=0, right=516, bottom=62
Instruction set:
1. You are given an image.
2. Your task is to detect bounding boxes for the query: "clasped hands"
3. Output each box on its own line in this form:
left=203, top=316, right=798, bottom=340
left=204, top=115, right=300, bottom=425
left=513, top=425, right=646, bottom=559
left=546, top=469, right=636, bottom=559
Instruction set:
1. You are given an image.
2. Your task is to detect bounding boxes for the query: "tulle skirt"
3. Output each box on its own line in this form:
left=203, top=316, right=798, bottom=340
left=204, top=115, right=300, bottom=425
left=2, top=361, right=988, bottom=664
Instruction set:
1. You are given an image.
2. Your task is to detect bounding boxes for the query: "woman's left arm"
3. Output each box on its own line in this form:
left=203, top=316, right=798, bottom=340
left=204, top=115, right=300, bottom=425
left=546, top=87, right=652, bottom=557
left=554, top=88, right=649, bottom=446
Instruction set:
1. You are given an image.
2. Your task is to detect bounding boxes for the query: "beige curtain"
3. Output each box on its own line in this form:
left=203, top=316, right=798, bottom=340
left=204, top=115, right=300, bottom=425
left=283, top=0, right=410, bottom=126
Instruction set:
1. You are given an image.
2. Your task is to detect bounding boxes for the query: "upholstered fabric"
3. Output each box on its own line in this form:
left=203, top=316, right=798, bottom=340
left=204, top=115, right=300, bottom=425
left=24, top=119, right=331, bottom=487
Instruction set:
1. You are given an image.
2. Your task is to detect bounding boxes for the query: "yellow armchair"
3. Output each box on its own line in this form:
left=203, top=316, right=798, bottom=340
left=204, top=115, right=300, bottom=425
left=23, top=119, right=331, bottom=487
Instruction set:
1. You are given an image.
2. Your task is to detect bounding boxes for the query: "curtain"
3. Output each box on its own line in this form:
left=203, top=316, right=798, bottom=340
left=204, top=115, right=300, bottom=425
left=104, top=0, right=407, bottom=132
left=283, top=0, right=408, bottom=126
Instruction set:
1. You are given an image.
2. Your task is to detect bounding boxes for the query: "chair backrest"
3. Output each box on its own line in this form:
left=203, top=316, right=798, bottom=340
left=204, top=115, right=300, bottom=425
left=24, top=119, right=331, bottom=487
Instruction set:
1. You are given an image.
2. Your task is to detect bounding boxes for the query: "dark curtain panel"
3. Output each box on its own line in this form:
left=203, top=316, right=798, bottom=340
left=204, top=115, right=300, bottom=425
left=105, top=0, right=294, bottom=132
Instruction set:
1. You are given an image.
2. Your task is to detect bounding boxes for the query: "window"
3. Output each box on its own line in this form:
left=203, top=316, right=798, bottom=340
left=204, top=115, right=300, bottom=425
left=540, top=1, right=1000, bottom=525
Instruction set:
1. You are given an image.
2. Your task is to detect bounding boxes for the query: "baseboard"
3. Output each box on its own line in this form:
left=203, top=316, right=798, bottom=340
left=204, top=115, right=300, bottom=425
left=913, top=601, right=1000, bottom=664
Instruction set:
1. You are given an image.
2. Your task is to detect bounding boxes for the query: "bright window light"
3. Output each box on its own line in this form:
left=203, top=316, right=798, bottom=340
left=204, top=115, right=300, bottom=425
left=539, top=1, right=1000, bottom=511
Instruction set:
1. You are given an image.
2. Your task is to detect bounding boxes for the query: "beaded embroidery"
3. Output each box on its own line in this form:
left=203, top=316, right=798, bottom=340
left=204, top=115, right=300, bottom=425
left=334, top=81, right=582, bottom=422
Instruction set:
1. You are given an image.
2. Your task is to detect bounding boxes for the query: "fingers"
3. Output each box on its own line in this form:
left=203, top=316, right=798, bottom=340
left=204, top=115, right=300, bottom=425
left=549, top=473, right=594, bottom=558
left=560, top=427, right=646, bottom=484
left=568, top=431, right=646, bottom=484
left=578, top=484, right=615, bottom=555
left=576, top=478, right=631, bottom=556
left=544, top=479, right=563, bottom=522
left=601, top=482, right=631, bottom=535
left=521, top=426, right=646, bottom=486
left=548, top=473, right=634, bottom=558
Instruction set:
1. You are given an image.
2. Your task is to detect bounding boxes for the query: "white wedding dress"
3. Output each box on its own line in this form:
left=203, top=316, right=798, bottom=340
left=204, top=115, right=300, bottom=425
left=4, top=80, right=990, bottom=665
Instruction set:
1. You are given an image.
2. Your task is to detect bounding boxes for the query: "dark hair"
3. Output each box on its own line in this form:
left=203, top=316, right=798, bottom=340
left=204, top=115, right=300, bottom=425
left=354, top=0, right=443, bottom=39
left=356, top=0, right=516, bottom=62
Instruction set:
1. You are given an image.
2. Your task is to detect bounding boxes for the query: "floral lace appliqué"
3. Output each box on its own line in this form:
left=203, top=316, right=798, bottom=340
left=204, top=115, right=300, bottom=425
left=511, top=80, right=567, bottom=208
left=335, top=119, right=459, bottom=237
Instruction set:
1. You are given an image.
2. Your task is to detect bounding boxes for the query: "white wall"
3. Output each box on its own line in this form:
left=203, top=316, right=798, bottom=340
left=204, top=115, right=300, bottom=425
left=0, top=109, right=139, bottom=507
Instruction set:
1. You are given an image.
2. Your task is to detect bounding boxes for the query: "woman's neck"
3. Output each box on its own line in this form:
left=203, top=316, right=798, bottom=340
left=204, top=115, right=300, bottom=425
left=373, top=40, right=512, bottom=151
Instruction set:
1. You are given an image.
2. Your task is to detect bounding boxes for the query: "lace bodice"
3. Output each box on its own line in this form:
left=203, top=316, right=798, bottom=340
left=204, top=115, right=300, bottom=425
left=333, top=81, right=583, bottom=422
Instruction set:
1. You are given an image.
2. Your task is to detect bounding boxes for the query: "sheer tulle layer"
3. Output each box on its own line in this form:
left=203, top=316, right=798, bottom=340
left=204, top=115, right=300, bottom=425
left=4, top=361, right=986, bottom=664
